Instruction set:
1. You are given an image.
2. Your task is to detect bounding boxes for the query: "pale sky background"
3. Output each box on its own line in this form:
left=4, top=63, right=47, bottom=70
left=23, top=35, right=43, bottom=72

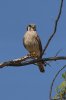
left=0, top=0, right=66, bottom=100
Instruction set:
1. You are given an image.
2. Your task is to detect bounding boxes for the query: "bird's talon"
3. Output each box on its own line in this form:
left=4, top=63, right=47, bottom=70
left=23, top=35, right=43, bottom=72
left=30, top=52, right=38, bottom=58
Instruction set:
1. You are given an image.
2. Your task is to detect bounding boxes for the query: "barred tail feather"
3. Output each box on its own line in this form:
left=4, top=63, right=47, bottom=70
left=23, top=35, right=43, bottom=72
left=37, top=62, right=45, bottom=72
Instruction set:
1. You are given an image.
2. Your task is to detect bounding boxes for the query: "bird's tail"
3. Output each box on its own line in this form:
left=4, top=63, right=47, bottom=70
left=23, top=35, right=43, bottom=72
left=37, top=62, right=45, bottom=73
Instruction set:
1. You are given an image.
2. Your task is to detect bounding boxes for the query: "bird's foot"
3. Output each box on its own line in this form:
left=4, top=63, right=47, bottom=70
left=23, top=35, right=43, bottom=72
left=27, top=52, right=38, bottom=58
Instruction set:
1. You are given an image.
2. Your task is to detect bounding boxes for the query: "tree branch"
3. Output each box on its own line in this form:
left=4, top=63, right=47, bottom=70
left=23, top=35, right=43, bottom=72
left=49, top=64, right=66, bottom=100
left=0, top=54, right=32, bottom=68
left=42, top=0, right=63, bottom=56
left=0, top=56, right=66, bottom=68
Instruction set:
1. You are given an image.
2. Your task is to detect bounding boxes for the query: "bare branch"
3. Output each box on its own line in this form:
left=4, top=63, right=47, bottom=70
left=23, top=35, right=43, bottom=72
left=0, top=56, right=66, bottom=68
left=0, top=54, right=32, bottom=68
left=42, top=0, right=63, bottom=56
left=49, top=64, right=66, bottom=100
left=54, top=49, right=62, bottom=57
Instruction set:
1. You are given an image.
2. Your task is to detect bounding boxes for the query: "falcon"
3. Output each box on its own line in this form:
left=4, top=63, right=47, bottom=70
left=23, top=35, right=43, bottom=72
left=23, top=24, right=45, bottom=72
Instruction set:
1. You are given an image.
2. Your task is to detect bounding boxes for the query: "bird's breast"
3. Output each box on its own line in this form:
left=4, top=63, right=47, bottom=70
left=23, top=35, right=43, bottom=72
left=23, top=31, right=41, bottom=57
left=24, top=32, right=34, bottom=45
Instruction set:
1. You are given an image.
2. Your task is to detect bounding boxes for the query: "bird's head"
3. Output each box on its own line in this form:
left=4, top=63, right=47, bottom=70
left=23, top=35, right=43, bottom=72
left=27, top=24, right=36, bottom=31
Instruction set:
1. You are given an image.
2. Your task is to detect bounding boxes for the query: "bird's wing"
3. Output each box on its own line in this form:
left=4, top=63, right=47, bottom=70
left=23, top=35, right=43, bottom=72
left=35, top=33, right=43, bottom=57
left=23, top=36, right=25, bottom=48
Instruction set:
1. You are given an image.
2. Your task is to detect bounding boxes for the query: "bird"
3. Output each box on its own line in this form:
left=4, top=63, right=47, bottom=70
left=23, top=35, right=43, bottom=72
left=23, top=24, right=45, bottom=72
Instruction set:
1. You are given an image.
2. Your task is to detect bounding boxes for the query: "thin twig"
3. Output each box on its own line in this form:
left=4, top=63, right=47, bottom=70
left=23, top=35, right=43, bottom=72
left=42, top=0, right=63, bottom=56
left=55, top=49, right=62, bottom=57
left=49, top=65, right=66, bottom=100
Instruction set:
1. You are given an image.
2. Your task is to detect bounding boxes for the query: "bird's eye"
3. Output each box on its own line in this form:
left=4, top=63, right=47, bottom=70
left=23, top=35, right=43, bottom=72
left=29, top=25, right=31, bottom=27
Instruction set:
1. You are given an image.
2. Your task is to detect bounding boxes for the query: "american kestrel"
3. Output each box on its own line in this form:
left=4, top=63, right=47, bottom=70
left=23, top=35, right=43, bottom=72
left=23, top=24, right=44, bottom=72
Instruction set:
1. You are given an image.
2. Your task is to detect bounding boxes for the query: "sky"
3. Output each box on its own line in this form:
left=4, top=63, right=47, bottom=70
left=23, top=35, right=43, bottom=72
left=0, top=0, right=66, bottom=100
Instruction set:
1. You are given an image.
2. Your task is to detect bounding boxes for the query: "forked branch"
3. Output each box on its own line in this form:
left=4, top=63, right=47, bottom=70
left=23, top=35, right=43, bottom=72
left=0, top=56, right=66, bottom=68
left=42, top=0, right=63, bottom=56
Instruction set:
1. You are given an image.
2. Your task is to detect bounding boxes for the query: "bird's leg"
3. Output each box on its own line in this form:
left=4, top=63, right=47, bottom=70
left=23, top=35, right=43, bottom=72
left=41, top=60, right=47, bottom=66
left=27, top=52, right=38, bottom=58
